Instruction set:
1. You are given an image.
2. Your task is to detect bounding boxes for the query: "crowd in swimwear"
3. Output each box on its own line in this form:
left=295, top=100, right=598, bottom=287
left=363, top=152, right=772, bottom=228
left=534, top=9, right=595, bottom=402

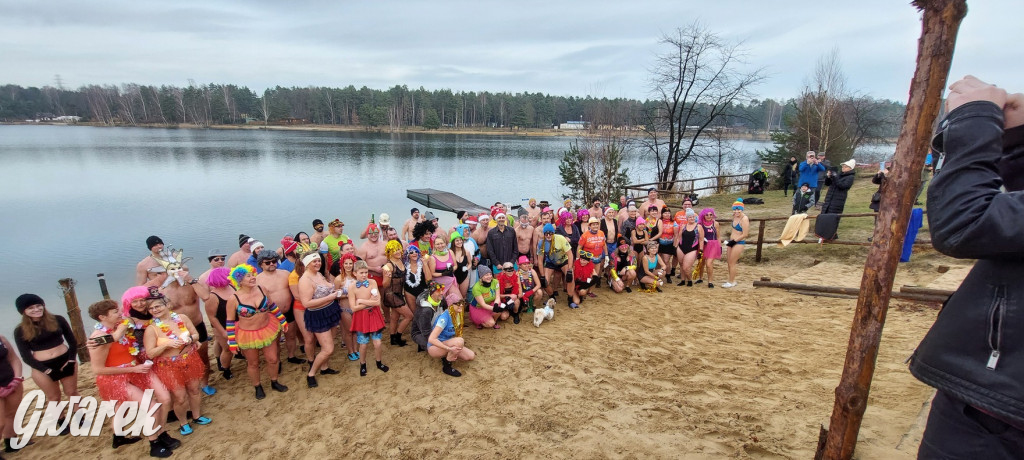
left=1, top=189, right=752, bottom=458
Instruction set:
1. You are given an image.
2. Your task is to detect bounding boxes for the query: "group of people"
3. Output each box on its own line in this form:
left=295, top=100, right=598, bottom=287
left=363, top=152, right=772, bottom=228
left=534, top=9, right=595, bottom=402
left=783, top=152, right=858, bottom=216
left=3, top=190, right=754, bottom=458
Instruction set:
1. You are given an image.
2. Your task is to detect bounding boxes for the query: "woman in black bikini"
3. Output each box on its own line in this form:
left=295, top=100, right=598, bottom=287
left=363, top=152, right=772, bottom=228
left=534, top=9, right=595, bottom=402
left=224, top=264, right=289, bottom=399
left=450, top=232, right=472, bottom=300
left=192, top=267, right=236, bottom=380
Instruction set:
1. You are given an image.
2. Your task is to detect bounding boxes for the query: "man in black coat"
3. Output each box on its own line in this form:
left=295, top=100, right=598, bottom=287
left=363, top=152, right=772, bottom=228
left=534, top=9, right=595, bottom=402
left=820, top=159, right=856, bottom=214
left=909, top=76, right=1024, bottom=457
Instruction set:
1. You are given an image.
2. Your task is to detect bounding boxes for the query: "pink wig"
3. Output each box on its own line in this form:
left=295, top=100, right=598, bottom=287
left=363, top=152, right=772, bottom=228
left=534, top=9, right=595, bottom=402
left=207, top=267, right=231, bottom=288
left=699, top=208, right=716, bottom=224
left=121, top=286, right=150, bottom=316
left=576, top=209, right=590, bottom=221
left=557, top=211, right=572, bottom=227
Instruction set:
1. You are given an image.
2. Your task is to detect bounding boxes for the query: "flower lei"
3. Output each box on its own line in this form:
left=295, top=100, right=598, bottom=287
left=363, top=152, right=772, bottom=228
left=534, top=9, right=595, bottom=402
left=405, top=259, right=423, bottom=288
left=93, top=319, right=141, bottom=356
left=152, top=312, right=189, bottom=342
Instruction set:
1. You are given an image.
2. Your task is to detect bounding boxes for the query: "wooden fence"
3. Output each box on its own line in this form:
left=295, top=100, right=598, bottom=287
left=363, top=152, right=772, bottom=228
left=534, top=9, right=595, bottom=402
left=714, top=211, right=930, bottom=263
left=624, top=174, right=750, bottom=202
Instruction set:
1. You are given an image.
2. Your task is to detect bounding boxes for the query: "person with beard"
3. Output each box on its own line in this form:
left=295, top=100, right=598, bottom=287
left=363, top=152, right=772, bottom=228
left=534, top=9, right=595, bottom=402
left=310, top=219, right=327, bottom=247
left=136, top=236, right=166, bottom=285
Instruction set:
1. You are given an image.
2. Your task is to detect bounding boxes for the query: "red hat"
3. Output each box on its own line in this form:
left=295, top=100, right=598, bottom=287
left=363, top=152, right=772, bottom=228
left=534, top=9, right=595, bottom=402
left=282, top=241, right=298, bottom=255
left=280, top=235, right=294, bottom=247
left=466, top=216, right=478, bottom=225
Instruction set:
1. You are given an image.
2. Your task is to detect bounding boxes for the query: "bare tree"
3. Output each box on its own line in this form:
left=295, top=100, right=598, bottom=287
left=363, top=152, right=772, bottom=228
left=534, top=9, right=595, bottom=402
left=258, top=90, right=271, bottom=127
left=639, top=22, right=765, bottom=189
left=800, top=48, right=849, bottom=154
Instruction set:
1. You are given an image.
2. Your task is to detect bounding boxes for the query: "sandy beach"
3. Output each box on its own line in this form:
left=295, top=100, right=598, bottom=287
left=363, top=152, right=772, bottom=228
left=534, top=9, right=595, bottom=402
left=10, top=248, right=964, bottom=459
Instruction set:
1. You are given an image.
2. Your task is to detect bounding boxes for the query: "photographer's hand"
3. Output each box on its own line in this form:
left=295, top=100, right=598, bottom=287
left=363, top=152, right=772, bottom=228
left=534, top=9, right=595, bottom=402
left=1006, top=93, right=1024, bottom=130
left=947, top=75, right=1007, bottom=112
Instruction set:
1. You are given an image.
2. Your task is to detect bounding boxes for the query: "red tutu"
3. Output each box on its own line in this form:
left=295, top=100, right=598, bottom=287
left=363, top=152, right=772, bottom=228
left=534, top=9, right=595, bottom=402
left=152, top=349, right=204, bottom=392
left=350, top=306, right=386, bottom=333
left=96, top=371, right=150, bottom=402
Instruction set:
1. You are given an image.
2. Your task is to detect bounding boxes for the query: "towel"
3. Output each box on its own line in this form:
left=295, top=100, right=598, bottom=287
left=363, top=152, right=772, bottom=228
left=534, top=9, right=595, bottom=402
left=778, top=214, right=810, bottom=247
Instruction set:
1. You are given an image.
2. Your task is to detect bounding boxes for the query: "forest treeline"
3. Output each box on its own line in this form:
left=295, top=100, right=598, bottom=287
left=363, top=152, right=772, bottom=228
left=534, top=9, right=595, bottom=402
left=0, top=82, right=905, bottom=135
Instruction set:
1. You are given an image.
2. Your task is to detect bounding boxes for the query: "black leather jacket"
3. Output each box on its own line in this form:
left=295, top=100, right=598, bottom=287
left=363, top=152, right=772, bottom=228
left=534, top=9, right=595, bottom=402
left=909, top=101, right=1024, bottom=426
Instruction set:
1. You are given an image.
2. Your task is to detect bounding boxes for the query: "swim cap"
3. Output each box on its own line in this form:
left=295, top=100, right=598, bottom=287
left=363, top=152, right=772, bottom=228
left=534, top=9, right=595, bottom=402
left=543, top=223, right=556, bottom=234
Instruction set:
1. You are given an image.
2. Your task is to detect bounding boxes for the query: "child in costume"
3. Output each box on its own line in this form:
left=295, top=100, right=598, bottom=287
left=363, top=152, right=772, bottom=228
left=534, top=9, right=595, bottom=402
left=348, top=261, right=389, bottom=377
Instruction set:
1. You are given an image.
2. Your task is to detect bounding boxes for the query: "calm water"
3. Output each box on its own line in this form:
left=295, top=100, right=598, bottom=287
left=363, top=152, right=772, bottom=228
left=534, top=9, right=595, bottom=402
left=0, top=124, right=891, bottom=334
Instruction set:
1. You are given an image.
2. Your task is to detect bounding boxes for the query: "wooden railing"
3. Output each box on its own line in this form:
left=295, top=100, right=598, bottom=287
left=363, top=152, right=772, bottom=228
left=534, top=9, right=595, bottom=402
left=624, top=174, right=750, bottom=201
left=709, top=212, right=930, bottom=263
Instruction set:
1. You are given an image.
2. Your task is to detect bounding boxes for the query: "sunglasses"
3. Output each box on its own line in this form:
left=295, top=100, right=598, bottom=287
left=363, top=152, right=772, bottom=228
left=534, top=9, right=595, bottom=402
left=262, top=260, right=277, bottom=265
left=211, top=257, right=225, bottom=262
left=503, top=267, right=515, bottom=272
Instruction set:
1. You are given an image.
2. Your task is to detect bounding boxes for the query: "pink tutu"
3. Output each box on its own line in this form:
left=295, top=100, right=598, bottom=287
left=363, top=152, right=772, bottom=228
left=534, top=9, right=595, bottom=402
left=703, top=240, right=722, bottom=260
left=468, top=305, right=495, bottom=326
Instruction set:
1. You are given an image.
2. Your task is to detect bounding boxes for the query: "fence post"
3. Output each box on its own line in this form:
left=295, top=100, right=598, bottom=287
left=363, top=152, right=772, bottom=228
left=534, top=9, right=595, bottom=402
left=755, top=220, right=767, bottom=262
left=58, top=278, right=91, bottom=363
left=97, top=273, right=110, bottom=300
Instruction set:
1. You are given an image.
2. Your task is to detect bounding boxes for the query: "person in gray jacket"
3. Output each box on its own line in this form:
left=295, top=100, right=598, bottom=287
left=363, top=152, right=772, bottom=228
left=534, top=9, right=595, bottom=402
left=909, top=75, right=1024, bottom=457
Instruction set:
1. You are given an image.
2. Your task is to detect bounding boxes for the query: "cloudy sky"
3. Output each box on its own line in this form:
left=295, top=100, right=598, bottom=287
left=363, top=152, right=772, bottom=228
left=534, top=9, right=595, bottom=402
left=1, top=1, right=1019, bottom=102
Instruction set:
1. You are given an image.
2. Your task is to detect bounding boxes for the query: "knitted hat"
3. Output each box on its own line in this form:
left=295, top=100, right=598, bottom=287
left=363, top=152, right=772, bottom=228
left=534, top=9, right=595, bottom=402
left=732, top=199, right=744, bottom=211
left=146, top=235, right=164, bottom=250
left=477, top=265, right=492, bottom=279
left=15, top=293, right=44, bottom=314
left=238, top=234, right=251, bottom=247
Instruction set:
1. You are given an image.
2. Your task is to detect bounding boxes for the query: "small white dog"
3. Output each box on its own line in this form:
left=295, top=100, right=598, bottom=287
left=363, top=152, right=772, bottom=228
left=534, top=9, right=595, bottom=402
left=533, top=298, right=555, bottom=327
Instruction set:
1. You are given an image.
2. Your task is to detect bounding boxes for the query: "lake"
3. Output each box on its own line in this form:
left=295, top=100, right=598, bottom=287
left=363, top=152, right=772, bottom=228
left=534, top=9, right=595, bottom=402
left=0, top=124, right=892, bottom=336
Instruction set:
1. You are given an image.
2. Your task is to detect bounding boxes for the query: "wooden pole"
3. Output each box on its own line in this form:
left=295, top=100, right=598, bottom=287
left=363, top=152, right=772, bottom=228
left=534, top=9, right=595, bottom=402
left=899, top=285, right=956, bottom=297
left=751, top=280, right=947, bottom=304
left=819, top=1, right=966, bottom=458
left=96, top=273, right=110, bottom=300
left=755, top=220, right=766, bottom=262
left=58, top=278, right=91, bottom=363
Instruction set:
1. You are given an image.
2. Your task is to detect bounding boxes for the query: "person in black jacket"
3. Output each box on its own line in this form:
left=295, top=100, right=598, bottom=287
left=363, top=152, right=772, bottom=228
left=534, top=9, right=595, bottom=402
left=909, top=76, right=1024, bottom=457
left=782, top=157, right=798, bottom=196
left=820, top=159, right=856, bottom=214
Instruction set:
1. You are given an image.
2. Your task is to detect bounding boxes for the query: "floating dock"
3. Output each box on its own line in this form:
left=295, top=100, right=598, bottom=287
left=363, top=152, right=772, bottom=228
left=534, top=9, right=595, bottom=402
left=406, top=189, right=490, bottom=216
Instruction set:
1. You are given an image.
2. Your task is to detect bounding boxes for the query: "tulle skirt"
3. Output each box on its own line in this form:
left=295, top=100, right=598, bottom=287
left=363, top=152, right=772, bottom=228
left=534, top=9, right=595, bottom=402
left=236, top=318, right=282, bottom=349
left=96, top=369, right=150, bottom=402
left=152, top=350, right=204, bottom=392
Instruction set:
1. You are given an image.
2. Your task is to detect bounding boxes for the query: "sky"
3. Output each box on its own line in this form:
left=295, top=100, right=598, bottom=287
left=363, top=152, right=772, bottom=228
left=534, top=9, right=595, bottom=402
left=1, top=1, right=1019, bottom=103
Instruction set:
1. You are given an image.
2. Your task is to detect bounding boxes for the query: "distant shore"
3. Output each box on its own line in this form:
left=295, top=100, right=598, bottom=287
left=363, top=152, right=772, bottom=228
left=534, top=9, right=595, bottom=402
left=2, top=121, right=774, bottom=140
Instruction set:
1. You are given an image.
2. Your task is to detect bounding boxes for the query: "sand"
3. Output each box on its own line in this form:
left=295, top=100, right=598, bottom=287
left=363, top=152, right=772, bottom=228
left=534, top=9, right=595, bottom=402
left=12, top=257, right=967, bottom=459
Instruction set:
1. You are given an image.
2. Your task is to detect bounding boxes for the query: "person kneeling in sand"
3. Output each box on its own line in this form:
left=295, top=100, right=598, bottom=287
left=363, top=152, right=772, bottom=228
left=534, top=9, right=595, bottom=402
left=348, top=261, right=389, bottom=377
left=569, top=252, right=598, bottom=308
left=608, top=238, right=637, bottom=293
left=411, top=282, right=474, bottom=376
left=468, top=266, right=507, bottom=329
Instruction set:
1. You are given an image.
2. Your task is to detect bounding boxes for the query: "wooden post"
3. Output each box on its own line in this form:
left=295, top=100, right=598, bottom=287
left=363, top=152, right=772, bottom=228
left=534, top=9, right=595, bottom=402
left=754, top=220, right=767, bottom=262
left=96, top=273, right=110, bottom=300
left=58, top=278, right=91, bottom=363
left=818, top=1, right=966, bottom=458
